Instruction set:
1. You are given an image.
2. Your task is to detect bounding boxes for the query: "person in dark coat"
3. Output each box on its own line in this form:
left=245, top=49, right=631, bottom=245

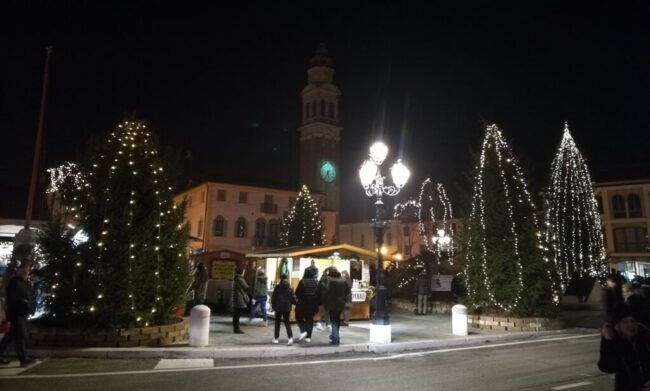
left=323, top=267, right=350, bottom=346
left=603, top=274, right=625, bottom=324
left=271, top=274, right=296, bottom=345
left=187, top=263, right=209, bottom=307
left=0, top=262, right=36, bottom=367
left=305, top=259, right=319, bottom=280
left=598, top=304, right=650, bottom=391
left=316, top=266, right=333, bottom=331
left=341, top=270, right=352, bottom=326
left=295, top=268, right=319, bottom=342
left=231, top=268, right=249, bottom=334
left=415, top=269, right=430, bottom=315
left=627, top=282, right=650, bottom=328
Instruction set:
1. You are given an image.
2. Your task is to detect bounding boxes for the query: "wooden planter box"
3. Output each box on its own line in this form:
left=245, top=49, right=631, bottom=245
left=467, top=314, right=563, bottom=332
left=28, top=318, right=189, bottom=348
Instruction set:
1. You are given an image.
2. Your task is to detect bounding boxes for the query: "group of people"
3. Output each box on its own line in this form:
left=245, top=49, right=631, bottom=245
left=226, top=261, right=352, bottom=346
left=598, top=270, right=650, bottom=390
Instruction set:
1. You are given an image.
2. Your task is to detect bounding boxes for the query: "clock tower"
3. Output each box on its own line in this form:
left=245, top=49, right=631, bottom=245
left=298, top=45, right=342, bottom=215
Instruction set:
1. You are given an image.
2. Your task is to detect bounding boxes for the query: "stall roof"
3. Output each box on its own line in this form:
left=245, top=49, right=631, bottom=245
left=246, top=243, right=395, bottom=261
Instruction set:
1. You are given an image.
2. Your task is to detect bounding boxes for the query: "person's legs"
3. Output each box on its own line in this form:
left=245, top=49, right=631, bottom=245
left=12, top=317, right=28, bottom=362
left=416, top=294, right=424, bottom=314
left=0, top=322, right=14, bottom=358
left=233, top=307, right=242, bottom=332
left=248, top=300, right=257, bottom=320
left=423, top=295, right=428, bottom=314
left=329, top=311, right=341, bottom=344
left=295, top=310, right=305, bottom=333
left=259, top=296, right=268, bottom=321
left=282, top=312, right=293, bottom=339
left=274, top=313, right=282, bottom=339
left=343, top=303, right=350, bottom=325
left=306, top=312, right=314, bottom=338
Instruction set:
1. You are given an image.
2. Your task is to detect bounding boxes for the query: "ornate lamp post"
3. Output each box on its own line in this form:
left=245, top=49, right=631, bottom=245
left=359, top=141, right=410, bottom=343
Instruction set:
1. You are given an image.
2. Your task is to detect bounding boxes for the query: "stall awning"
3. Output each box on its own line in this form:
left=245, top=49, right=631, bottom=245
left=246, top=243, right=397, bottom=261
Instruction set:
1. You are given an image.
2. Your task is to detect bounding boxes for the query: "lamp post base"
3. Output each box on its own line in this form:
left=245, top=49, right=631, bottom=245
left=369, top=323, right=391, bottom=343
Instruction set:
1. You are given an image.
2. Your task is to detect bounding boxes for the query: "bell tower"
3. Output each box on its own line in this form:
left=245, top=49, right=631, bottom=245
left=298, top=44, right=342, bottom=214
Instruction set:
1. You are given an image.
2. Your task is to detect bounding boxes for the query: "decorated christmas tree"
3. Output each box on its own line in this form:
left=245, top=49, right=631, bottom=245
left=280, top=185, right=326, bottom=247
left=40, top=119, right=190, bottom=328
left=544, top=123, right=607, bottom=292
left=463, top=124, right=558, bottom=316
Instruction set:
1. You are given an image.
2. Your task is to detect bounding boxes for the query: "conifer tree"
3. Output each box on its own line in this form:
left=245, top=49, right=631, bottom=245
left=463, top=124, right=558, bottom=316
left=280, top=185, right=326, bottom=247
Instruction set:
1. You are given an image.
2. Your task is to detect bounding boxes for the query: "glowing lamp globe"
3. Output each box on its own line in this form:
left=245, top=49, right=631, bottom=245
left=390, top=159, right=410, bottom=189
left=359, top=160, right=377, bottom=187
left=369, top=142, right=389, bottom=165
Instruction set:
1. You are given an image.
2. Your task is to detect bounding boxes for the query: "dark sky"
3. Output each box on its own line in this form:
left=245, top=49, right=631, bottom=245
left=2, top=1, right=649, bottom=223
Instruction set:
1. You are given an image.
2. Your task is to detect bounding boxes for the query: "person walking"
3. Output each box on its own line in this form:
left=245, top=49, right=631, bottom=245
left=341, top=270, right=352, bottom=326
left=248, top=268, right=268, bottom=326
left=187, top=263, right=209, bottom=307
left=295, top=268, right=319, bottom=342
left=316, top=266, right=332, bottom=331
left=231, top=267, right=249, bottom=334
left=598, top=304, right=650, bottom=390
left=0, top=261, right=36, bottom=367
left=271, top=274, right=296, bottom=345
left=323, top=267, right=350, bottom=346
left=415, top=269, right=430, bottom=315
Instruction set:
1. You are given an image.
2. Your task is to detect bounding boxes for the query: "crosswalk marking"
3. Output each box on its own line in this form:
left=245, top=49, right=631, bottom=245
left=551, top=381, right=593, bottom=390
left=0, top=359, right=45, bottom=376
left=154, top=359, right=214, bottom=370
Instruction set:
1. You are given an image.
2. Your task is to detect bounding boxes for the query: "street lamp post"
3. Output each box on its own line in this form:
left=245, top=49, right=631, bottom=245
left=359, top=142, right=410, bottom=343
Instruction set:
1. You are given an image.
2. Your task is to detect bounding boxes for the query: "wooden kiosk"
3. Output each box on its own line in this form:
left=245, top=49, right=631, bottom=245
left=247, top=243, right=394, bottom=321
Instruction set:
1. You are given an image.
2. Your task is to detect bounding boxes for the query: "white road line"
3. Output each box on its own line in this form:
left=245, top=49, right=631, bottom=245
left=0, top=359, right=46, bottom=376
left=0, top=333, right=599, bottom=379
left=154, top=359, right=214, bottom=370
left=551, top=381, right=593, bottom=390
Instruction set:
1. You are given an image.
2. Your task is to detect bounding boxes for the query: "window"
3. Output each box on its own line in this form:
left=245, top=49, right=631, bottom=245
left=320, top=100, right=326, bottom=116
left=198, top=217, right=204, bottom=237
left=264, top=194, right=274, bottom=204
left=236, top=217, right=247, bottom=238
left=403, top=245, right=412, bottom=257
left=628, top=194, right=643, bottom=218
left=255, top=218, right=266, bottom=238
left=239, top=191, right=248, bottom=204
left=386, top=232, right=392, bottom=246
left=217, top=189, right=227, bottom=202
left=213, top=216, right=225, bottom=237
left=268, top=219, right=281, bottom=246
left=328, top=102, right=335, bottom=119
left=201, top=191, right=205, bottom=204
left=596, top=195, right=604, bottom=214
left=612, top=195, right=626, bottom=218
left=403, top=226, right=411, bottom=236
left=360, top=234, right=365, bottom=248
left=614, top=227, right=649, bottom=253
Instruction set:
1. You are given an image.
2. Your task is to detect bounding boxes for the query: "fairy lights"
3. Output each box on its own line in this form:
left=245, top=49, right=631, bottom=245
left=544, top=123, right=607, bottom=292
left=280, top=184, right=326, bottom=247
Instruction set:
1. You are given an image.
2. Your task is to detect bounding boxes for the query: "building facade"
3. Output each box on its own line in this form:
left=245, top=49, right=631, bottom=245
left=595, top=179, right=650, bottom=279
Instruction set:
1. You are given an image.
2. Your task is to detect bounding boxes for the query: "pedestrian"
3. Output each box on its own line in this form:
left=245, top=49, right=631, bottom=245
left=0, top=261, right=36, bottom=367
left=323, top=267, right=350, bottom=346
left=295, top=267, right=319, bottom=342
left=316, top=266, right=332, bottom=331
left=341, top=270, right=352, bottom=326
left=627, top=281, right=650, bottom=328
left=187, top=263, right=209, bottom=307
left=602, top=274, right=625, bottom=324
left=598, top=304, right=650, bottom=391
left=231, top=267, right=249, bottom=334
left=305, top=259, right=319, bottom=279
left=271, top=274, right=296, bottom=345
left=248, top=268, right=268, bottom=326
left=415, top=268, right=430, bottom=315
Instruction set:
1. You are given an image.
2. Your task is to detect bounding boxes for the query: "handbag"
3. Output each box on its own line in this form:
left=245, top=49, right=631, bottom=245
left=0, top=320, right=10, bottom=334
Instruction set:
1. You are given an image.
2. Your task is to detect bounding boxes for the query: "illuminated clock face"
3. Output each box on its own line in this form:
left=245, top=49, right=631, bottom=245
left=320, top=161, right=336, bottom=183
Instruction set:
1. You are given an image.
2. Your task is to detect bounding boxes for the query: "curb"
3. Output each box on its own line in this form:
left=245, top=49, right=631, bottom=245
left=24, top=328, right=595, bottom=360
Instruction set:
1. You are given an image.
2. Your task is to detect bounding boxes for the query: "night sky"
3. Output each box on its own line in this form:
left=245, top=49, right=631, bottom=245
left=2, top=1, right=649, bottom=223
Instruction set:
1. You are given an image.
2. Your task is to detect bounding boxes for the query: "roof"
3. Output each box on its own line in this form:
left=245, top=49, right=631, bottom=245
left=594, top=179, right=650, bottom=188
left=247, top=243, right=395, bottom=261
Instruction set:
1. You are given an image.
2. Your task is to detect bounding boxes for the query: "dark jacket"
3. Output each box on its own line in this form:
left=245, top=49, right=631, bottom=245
left=296, top=277, right=320, bottom=314
left=231, top=274, right=249, bottom=309
left=415, top=275, right=430, bottom=295
left=324, top=275, right=351, bottom=313
left=5, top=276, right=35, bottom=319
left=599, top=327, right=650, bottom=391
left=603, top=287, right=625, bottom=323
left=628, top=294, right=650, bottom=328
left=272, top=280, right=297, bottom=313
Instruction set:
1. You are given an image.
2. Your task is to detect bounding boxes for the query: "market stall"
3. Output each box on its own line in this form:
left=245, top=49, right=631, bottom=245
left=247, top=243, right=396, bottom=321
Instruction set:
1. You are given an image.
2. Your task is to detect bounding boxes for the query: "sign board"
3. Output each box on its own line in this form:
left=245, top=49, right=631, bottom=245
left=352, top=290, right=367, bottom=302
left=431, top=275, right=453, bottom=292
left=211, top=260, right=236, bottom=280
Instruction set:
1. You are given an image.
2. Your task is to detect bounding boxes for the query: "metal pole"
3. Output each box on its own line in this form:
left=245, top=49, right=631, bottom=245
left=24, top=45, right=53, bottom=229
left=371, top=203, right=389, bottom=325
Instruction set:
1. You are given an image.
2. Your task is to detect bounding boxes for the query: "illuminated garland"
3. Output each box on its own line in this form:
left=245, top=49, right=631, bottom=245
left=280, top=184, right=326, bottom=247
left=544, top=123, right=607, bottom=292
left=464, top=124, right=559, bottom=312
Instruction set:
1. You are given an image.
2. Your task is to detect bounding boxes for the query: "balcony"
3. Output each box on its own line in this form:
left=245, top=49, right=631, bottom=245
left=260, top=203, right=278, bottom=214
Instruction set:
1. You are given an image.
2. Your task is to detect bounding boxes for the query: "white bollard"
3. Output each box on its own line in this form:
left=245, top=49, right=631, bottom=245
left=451, top=304, right=468, bottom=336
left=189, top=305, right=211, bottom=347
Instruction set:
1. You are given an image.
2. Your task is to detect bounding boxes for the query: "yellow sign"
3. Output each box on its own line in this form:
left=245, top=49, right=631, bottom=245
left=211, top=260, right=236, bottom=280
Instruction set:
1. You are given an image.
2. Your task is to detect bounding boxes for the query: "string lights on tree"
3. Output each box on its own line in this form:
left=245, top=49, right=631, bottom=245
left=280, top=184, right=326, bottom=247
left=464, top=124, right=558, bottom=316
left=544, top=122, right=607, bottom=292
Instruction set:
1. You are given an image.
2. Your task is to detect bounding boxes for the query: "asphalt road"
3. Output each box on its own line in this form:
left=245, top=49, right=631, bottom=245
left=0, top=334, right=612, bottom=391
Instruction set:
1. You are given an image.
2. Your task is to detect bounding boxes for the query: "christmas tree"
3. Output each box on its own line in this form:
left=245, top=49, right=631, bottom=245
left=40, top=119, right=190, bottom=328
left=280, top=185, right=326, bottom=247
left=544, top=123, right=607, bottom=292
left=463, top=124, right=558, bottom=316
